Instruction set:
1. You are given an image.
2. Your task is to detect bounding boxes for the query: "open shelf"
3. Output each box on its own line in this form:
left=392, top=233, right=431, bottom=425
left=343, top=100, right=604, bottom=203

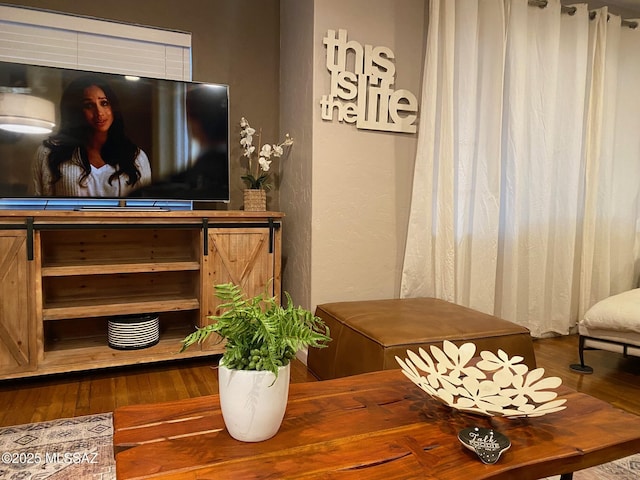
left=41, top=269, right=200, bottom=320
left=42, top=296, right=200, bottom=321
left=37, top=312, right=222, bottom=375
left=39, top=228, right=201, bottom=268
left=38, top=331, right=222, bottom=376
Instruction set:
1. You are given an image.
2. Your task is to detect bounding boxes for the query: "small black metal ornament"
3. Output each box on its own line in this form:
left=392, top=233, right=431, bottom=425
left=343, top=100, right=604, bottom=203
left=458, top=427, right=511, bottom=464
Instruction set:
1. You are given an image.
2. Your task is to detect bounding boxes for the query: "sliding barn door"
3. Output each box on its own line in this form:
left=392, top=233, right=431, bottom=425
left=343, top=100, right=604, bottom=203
left=201, top=225, right=281, bottom=323
left=0, top=231, right=34, bottom=374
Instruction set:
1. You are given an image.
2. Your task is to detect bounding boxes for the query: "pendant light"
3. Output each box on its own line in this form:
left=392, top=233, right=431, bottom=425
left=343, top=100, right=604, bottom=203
left=0, top=91, right=56, bottom=134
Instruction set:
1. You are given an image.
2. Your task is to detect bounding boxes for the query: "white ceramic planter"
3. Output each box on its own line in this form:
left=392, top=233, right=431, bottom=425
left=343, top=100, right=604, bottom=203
left=218, top=363, right=290, bottom=442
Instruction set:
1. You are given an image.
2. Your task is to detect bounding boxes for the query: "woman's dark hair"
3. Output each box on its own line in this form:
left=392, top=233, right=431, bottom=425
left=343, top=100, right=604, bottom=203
left=43, top=75, right=142, bottom=187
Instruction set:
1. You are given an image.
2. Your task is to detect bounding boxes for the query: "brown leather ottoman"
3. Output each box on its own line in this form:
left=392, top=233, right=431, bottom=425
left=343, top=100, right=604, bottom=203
left=308, top=298, right=536, bottom=380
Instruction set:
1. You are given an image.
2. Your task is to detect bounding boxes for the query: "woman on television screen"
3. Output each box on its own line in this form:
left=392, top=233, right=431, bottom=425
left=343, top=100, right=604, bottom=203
left=32, top=75, right=151, bottom=197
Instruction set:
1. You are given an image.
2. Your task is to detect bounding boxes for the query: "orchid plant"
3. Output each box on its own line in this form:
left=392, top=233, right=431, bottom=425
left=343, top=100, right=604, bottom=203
left=240, top=117, right=293, bottom=190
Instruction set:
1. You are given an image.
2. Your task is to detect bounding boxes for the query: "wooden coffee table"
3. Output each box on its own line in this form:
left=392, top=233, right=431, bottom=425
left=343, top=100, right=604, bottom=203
left=113, top=369, right=640, bottom=479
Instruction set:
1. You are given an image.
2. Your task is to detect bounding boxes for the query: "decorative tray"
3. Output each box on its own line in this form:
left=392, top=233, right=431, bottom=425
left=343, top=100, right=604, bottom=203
left=458, top=427, right=510, bottom=464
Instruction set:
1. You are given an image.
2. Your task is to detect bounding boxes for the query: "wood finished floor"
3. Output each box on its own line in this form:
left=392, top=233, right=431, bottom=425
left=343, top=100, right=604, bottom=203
left=0, top=334, right=638, bottom=427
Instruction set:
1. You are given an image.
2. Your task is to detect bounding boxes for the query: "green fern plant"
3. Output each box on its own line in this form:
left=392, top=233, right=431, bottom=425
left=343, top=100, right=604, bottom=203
left=180, top=283, right=331, bottom=378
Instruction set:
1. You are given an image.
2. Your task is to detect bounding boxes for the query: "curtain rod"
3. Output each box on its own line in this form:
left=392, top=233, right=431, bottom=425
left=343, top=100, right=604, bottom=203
left=528, top=0, right=639, bottom=29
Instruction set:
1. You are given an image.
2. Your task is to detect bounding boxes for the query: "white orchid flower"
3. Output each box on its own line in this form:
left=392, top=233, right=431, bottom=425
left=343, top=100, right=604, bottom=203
left=240, top=130, right=255, bottom=151
left=273, top=145, right=284, bottom=157
left=242, top=145, right=255, bottom=158
left=259, top=157, right=272, bottom=172
left=260, top=144, right=273, bottom=158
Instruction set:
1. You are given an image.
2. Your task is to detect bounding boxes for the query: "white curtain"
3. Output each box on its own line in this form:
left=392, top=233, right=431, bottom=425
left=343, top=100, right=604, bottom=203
left=401, top=0, right=640, bottom=337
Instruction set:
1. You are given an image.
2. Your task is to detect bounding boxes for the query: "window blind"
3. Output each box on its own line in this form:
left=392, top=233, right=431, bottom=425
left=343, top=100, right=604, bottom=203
left=0, top=4, right=191, bottom=80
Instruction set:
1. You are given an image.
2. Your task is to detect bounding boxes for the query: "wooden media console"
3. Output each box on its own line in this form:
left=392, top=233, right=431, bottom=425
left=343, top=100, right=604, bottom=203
left=0, top=210, right=282, bottom=380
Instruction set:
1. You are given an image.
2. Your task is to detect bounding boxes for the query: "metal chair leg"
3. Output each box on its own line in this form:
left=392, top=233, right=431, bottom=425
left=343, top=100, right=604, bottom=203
left=569, top=335, right=593, bottom=373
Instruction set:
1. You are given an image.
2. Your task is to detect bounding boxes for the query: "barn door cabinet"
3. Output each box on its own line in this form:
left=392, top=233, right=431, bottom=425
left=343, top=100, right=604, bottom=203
left=0, top=210, right=282, bottom=380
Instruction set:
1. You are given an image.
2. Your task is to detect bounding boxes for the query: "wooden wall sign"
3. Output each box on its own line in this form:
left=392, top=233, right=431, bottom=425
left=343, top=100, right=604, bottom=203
left=320, top=29, right=418, bottom=134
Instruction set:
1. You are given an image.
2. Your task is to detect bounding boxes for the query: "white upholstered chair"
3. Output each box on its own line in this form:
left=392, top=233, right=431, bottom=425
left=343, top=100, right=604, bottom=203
left=570, top=288, right=640, bottom=373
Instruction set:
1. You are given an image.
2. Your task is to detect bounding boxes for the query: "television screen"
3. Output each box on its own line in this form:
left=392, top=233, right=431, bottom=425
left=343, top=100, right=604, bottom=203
left=0, top=61, right=230, bottom=206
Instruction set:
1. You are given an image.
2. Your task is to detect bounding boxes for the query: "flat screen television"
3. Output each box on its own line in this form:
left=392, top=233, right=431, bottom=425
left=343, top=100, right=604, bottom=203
left=0, top=60, right=230, bottom=208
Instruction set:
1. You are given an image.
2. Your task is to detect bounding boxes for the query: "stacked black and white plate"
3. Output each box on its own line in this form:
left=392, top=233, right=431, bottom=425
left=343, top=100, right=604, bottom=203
left=108, top=314, right=160, bottom=350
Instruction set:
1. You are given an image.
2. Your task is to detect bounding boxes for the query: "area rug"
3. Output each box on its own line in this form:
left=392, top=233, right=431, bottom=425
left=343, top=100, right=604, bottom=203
left=0, top=413, right=114, bottom=480
left=547, top=453, right=640, bottom=480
